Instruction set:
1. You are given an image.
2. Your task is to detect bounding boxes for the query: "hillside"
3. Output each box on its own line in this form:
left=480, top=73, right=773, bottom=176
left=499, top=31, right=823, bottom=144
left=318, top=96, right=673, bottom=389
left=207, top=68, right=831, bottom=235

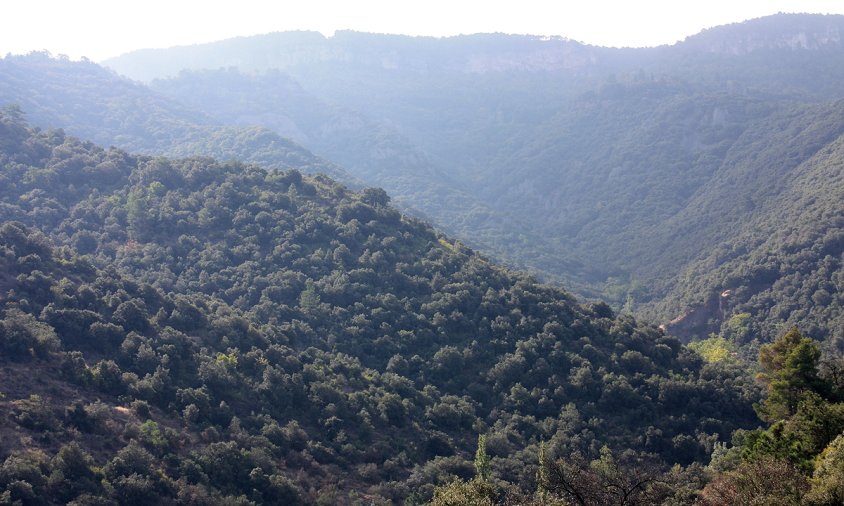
left=0, top=110, right=761, bottom=503
left=5, top=16, right=844, bottom=335
left=0, top=53, right=593, bottom=292
left=646, top=101, right=844, bottom=351
left=102, top=13, right=844, bottom=343
left=148, top=67, right=593, bottom=287
left=0, top=52, right=355, bottom=185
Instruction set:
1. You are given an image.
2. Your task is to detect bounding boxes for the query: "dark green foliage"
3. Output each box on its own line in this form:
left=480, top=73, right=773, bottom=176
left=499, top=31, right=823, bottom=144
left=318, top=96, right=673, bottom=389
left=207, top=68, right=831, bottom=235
left=0, top=308, right=59, bottom=360
left=100, top=15, right=844, bottom=322
left=192, top=442, right=252, bottom=496
left=93, top=359, right=126, bottom=394
left=8, top=18, right=844, bottom=351
left=12, top=395, right=61, bottom=433
left=756, top=328, right=828, bottom=421
left=699, top=330, right=844, bottom=503
left=48, top=443, right=101, bottom=502
left=0, top=452, right=50, bottom=506
left=105, top=442, right=175, bottom=505
left=0, top=112, right=762, bottom=502
left=0, top=15, right=839, bottom=504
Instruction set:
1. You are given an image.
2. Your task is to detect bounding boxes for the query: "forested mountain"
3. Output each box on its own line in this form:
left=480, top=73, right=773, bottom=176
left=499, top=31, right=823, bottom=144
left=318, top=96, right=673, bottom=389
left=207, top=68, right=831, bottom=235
left=4, top=12, right=844, bottom=504
left=0, top=53, right=589, bottom=292
left=104, top=30, right=637, bottom=83
left=645, top=99, right=844, bottom=351
left=0, top=111, right=762, bottom=503
left=148, top=68, right=592, bottom=288
left=5, top=14, right=844, bottom=351
left=0, top=53, right=355, bottom=185
left=101, top=13, right=844, bottom=348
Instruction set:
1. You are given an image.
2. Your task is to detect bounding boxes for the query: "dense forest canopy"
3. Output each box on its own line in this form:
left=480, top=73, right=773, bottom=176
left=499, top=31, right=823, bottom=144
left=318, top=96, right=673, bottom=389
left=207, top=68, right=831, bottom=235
left=0, top=110, right=764, bottom=503
left=103, top=14, right=844, bottom=345
left=7, top=16, right=844, bottom=349
left=0, top=52, right=355, bottom=185
left=3, top=13, right=844, bottom=503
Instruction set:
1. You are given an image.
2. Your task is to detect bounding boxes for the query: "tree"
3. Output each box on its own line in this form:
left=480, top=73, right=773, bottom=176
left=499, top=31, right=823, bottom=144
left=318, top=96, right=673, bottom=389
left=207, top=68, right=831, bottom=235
left=0, top=451, right=49, bottom=505
left=48, top=443, right=101, bottom=502
left=427, top=434, right=498, bottom=505
left=112, top=299, right=151, bottom=334
left=104, top=442, right=156, bottom=481
left=536, top=441, right=549, bottom=503
left=105, top=441, right=173, bottom=504
left=297, top=280, right=321, bottom=312
left=697, top=455, right=808, bottom=506
left=756, top=327, right=827, bottom=422
left=428, top=478, right=496, bottom=506
left=805, top=434, right=844, bottom=506
left=475, top=434, right=490, bottom=482
left=542, top=448, right=670, bottom=506
left=0, top=308, right=60, bottom=361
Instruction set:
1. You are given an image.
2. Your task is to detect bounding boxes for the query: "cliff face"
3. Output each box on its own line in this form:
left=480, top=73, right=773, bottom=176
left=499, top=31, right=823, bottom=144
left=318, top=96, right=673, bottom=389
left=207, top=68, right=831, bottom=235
left=682, top=14, right=844, bottom=55
left=105, top=31, right=619, bottom=79
left=462, top=42, right=600, bottom=73
left=104, top=14, right=844, bottom=82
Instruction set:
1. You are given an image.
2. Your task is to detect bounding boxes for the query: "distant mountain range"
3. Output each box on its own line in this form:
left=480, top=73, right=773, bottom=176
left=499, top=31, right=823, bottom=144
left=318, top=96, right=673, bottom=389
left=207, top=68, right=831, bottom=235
left=3, top=12, right=844, bottom=504
left=4, top=14, right=844, bottom=349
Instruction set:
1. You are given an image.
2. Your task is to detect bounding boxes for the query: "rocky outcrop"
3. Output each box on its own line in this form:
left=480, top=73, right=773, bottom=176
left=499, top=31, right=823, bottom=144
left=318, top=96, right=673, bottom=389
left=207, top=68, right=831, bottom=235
left=683, top=13, right=844, bottom=55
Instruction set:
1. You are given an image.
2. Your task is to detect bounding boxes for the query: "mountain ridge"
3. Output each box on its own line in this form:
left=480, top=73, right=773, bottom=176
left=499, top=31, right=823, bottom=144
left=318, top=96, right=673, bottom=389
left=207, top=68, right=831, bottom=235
left=11, top=13, right=844, bottom=347
left=104, top=14, right=844, bottom=82
left=0, top=110, right=760, bottom=503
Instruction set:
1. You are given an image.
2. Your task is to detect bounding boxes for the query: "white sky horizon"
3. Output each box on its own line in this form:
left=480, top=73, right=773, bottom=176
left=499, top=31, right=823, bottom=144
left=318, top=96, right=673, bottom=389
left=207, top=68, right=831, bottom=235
left=3, top=1, right=844, bottom=62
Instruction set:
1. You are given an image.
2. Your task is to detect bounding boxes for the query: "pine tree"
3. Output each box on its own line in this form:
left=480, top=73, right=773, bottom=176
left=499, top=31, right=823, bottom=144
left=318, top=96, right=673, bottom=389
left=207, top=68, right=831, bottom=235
left=757, top=327, right=827, bottom=422
left=475, top=434, right=490, bottom=482
left=536, top=441, right=549, bottom=503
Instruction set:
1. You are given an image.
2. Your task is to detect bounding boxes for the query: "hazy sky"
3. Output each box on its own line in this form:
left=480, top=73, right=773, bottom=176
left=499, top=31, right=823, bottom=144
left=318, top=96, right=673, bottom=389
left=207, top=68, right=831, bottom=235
left=4, top=0, right=844, bottom=61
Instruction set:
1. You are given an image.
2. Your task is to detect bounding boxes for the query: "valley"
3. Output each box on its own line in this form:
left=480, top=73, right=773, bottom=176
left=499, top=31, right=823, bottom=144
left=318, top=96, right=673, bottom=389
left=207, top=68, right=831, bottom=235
left=1, top=12, right=844, bottom=505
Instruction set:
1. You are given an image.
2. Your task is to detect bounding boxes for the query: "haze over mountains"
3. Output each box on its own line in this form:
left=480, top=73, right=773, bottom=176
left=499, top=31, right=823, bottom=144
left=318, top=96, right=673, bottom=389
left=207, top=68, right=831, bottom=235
left=105, top=13, right=844, bottom=344
left=3, top=14, right=844, bottom=342
left=2, top=12, right=844, bottom=504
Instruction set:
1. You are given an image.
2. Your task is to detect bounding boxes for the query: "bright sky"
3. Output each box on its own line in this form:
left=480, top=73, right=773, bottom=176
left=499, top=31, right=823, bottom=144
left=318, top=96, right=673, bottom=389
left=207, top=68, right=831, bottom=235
left=3, top=0, right=844, bottom=61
